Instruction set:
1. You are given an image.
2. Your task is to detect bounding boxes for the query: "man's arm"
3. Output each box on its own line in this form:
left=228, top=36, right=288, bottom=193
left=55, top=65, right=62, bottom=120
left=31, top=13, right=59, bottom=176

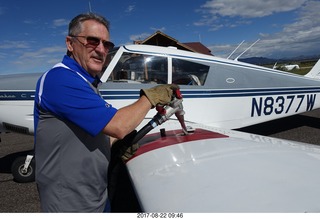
left=103, top=95, right=151, bottom=139
left=103, top=84, right=179, bottom=139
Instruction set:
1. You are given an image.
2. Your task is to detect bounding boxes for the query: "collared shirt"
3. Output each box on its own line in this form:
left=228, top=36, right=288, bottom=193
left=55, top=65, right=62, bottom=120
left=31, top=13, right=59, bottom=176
left=34, top=55, right=116, bottom=212
left=34, top=55, right=117, bottom=136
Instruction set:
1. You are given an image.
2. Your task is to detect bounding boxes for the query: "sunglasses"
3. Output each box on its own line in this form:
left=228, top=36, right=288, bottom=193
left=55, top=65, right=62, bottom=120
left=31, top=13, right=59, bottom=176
left=70, top=35, right=115, bottom=50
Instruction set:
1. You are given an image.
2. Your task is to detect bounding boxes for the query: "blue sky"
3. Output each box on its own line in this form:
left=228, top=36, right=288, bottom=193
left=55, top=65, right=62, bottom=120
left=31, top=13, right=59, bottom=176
left=0, top=0, right=320, bottom=74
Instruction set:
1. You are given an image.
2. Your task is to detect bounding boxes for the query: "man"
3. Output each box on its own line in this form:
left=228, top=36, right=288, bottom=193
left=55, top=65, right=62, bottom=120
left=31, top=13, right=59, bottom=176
left=34, top=12, right=178, bottom=212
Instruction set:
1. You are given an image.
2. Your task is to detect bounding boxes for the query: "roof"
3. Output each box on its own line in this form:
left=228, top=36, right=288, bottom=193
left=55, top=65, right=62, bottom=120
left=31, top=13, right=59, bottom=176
left=134, top=31, right=213, bottom=56
left=183, top=42, right=212, bottom=55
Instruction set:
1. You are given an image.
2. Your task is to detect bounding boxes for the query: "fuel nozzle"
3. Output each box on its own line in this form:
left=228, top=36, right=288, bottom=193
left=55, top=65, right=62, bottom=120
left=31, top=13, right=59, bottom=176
left=132, top=88, right=187, bottom=144
left=153, top=97, right=184, bottom=126
left=172, top=89, right=188, bottom=135
left=153, top=88, right=188, bottom=135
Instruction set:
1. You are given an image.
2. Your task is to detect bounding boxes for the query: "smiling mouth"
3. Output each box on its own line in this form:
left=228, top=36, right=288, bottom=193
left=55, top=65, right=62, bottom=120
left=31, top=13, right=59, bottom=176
left=92, top=57, right=104, bottom=63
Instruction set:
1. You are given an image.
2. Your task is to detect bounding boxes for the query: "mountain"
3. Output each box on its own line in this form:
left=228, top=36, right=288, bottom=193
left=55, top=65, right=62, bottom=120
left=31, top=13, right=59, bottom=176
left=239, top=54, right=320, bottom=65
left=239, top=57, right=277, bottom=65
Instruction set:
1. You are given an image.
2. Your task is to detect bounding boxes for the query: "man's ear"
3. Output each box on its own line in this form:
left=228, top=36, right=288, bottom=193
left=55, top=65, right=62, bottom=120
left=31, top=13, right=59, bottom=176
left=66, top=36, right=74, bottom=54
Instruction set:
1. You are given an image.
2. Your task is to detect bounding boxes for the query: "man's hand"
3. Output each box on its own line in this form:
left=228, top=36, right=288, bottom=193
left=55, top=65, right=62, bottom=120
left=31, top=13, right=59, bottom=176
left=140, top=84, right=180, bottom=108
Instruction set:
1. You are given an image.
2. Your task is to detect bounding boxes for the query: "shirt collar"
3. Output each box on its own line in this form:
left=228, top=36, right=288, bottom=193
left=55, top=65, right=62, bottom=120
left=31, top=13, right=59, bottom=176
left=61, top=55, right=102, bottom=86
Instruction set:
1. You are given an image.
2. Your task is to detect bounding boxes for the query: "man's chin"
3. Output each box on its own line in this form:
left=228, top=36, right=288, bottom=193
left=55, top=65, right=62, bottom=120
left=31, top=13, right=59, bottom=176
left=88, top=66, right=103, bottom=77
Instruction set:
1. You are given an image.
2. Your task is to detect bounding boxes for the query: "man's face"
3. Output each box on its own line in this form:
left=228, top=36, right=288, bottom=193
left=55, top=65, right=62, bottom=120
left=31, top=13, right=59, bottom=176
left=66, top=20, right=112, bottom=77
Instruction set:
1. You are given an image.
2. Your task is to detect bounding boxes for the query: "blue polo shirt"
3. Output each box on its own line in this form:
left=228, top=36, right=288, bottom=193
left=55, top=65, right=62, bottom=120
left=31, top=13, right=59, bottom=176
left=34, top=55, right=117, bottom=136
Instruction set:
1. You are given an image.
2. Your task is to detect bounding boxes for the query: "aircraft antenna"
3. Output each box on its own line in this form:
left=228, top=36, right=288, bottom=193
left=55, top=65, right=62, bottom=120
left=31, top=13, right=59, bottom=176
left=227, top=40, right=245, bottom=59
left=88, top=1, right=92, bottom=12
left=235, top=39, right=260, bottom=61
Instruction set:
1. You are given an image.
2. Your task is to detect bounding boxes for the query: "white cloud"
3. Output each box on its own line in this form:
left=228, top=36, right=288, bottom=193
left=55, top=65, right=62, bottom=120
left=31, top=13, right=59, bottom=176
left=128, top=27, right=167, bottom=44
left=0, top=40, right=30, bottom=49
left=200, top=0, right=307, bottom=18
left=23, top=19, right=38, bottom=25
left=150, top=27, right=166, bottom=32
left=18, top=46, right=64, bottom=59
left=258, top=1, right=320, bottom=58
left=125, top=5, right=135, bottom=13
left=129, top=32, right=151, bottom=41
left=7, top=46, right=66, bottom=73
left=206, top=0, right=320, bottom=58
left=195, top=0, right=308, bottom=30
left=53, top=18, right=69, bottom=27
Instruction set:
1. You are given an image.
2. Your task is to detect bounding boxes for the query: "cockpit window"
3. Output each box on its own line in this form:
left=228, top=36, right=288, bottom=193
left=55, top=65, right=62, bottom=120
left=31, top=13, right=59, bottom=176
left=172, top=58, right=209, bottom=85
left=107, top=52, right=168, bottom=84
left=105, top=50, right=209, bottom=86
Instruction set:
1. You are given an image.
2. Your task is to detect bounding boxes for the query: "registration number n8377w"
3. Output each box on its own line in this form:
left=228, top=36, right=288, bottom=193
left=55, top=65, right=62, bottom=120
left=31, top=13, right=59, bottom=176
left=251, top=94, right=317, bottom=117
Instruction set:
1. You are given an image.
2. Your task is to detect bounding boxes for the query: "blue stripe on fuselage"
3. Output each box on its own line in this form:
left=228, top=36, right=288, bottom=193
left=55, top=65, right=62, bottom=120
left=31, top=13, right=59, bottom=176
left=2, top=87, right=320, bottom=101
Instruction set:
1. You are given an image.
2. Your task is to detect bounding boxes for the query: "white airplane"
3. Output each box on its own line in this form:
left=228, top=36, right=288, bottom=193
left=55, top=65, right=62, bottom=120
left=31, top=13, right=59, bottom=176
left=1, top=44, right=320, bottom=212
left=283, top=64, right=300, bottom=71
left=274, top=63, right=301, bottom=71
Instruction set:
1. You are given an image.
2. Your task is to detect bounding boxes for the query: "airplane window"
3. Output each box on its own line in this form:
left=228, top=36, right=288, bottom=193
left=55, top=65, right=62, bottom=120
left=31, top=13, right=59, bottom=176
left=172, top=58, right=209, bottom=86
left=107, top=52, right=168, bottom=84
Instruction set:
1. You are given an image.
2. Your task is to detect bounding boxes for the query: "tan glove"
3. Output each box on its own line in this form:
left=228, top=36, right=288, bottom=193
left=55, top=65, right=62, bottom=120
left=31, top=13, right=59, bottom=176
left=140, top=84, right=180, bottom=108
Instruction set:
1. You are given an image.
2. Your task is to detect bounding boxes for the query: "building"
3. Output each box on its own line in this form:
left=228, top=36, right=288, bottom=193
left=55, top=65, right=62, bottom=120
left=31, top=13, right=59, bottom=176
left=134, top=31, right=213, bottom=56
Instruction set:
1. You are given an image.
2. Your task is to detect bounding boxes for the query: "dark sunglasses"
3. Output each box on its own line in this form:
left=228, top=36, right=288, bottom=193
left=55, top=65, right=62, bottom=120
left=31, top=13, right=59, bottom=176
left=70, top=35, right=115, bottom=50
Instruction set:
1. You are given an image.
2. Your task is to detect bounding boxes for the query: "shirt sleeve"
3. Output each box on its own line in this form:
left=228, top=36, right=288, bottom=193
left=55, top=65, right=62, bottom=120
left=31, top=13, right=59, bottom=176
left=40, top=67, right=118, bottom=136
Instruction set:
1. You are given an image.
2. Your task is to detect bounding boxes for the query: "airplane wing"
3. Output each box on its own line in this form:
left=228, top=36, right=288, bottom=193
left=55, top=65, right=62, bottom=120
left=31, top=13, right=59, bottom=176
left=121, top=121, right=320, bottom=212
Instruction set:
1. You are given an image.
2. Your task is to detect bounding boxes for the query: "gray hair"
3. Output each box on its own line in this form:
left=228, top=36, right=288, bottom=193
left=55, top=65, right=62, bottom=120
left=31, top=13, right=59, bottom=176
left=68, top=12, right=110, bottom=36
left=67, top=13, right=111, bottom=56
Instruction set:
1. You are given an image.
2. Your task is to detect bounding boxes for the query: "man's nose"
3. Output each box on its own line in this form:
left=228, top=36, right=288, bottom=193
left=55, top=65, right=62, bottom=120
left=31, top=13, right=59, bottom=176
left=95, top=42, right=108, bottom=54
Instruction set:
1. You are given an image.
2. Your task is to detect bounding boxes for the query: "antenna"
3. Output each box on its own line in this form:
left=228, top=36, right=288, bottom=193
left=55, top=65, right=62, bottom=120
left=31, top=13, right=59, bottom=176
left=88, top=1, right=92, bottom=12
left=227, top=40, right=245, bottom=59
left=235, top=39, right=260, bottom=61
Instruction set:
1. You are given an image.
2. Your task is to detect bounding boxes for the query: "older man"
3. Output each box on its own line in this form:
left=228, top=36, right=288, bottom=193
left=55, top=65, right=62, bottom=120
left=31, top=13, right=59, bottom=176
left=34, top=12, right=178, bottom=212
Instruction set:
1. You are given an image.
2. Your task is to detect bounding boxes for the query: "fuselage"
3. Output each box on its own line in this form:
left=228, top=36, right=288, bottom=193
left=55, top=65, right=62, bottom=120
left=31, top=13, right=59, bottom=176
left=1, top=44, right=320, bottom=134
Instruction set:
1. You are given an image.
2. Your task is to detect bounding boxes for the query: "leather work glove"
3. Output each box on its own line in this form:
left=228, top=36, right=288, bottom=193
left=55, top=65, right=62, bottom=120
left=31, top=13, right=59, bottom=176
left=140, top=84, right=180, bottom=108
